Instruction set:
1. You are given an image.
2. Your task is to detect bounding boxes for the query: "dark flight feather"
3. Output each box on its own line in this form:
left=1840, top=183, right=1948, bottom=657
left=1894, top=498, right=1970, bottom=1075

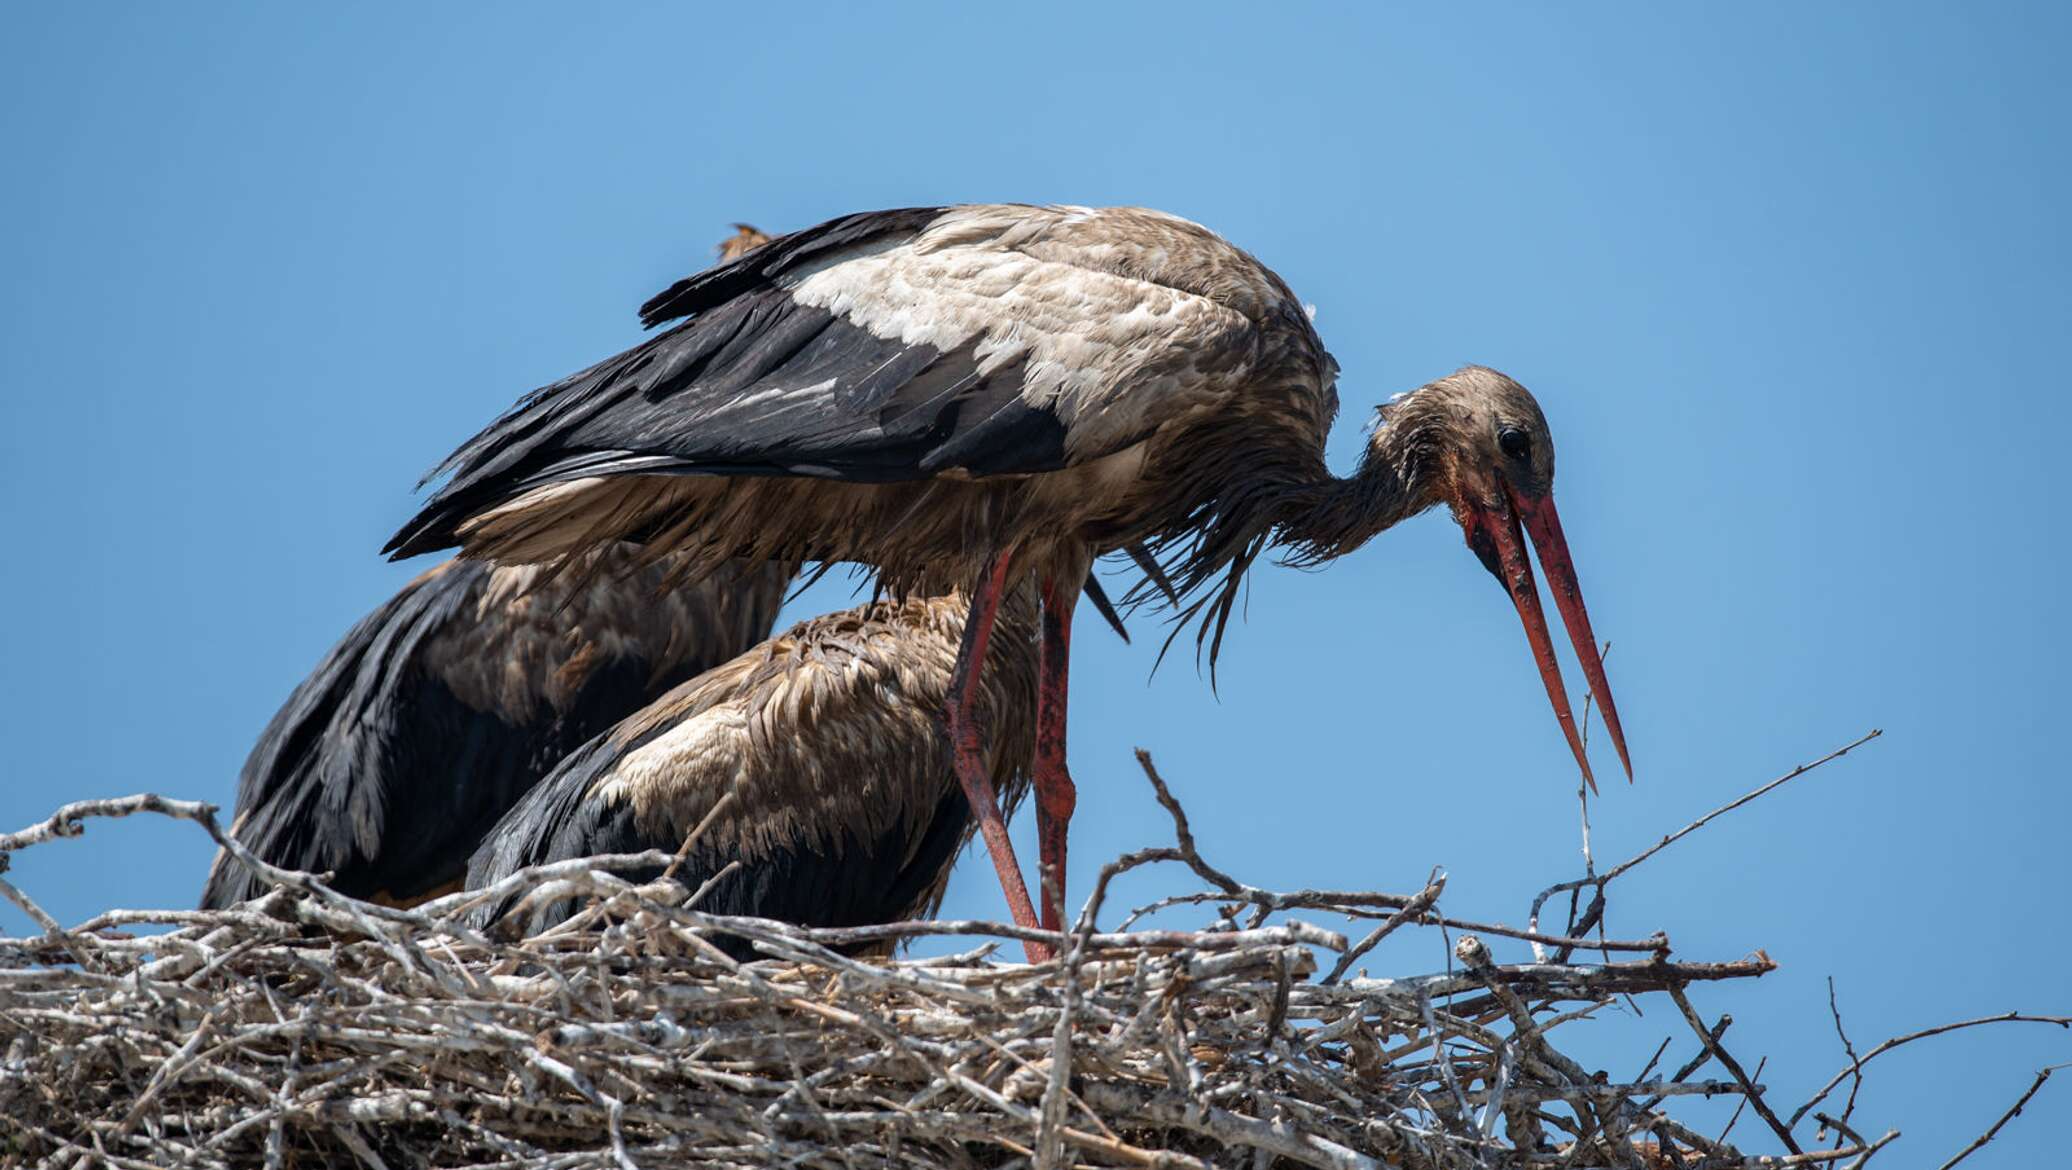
left=201, top=558, right=787, bottom=908
left=464, top=754, right=976, bottom=962
left=387, top=209, right=1076, bottom=561
left=204, top=564, right=480, bottom=907
left=1079, top=575, right=1131, bottom=644
left=638, top=207, right=944, bottom=329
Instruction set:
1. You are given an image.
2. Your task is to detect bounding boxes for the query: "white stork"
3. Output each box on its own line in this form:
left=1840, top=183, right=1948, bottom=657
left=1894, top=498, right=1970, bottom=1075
left=464, top=587, right=1037, bottom=957
left=201, top=549, right=794, bottom=909
left=385, top=204, right=1631, bottom=956
left=202, top=227, right=796, bottom=909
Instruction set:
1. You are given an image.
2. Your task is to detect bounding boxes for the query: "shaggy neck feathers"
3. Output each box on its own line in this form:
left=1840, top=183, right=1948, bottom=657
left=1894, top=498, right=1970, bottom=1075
left=1275, top=395, right=1447, bottom=564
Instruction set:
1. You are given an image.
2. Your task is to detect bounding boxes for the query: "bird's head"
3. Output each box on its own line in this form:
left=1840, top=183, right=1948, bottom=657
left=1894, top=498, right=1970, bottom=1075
left=1374, top=365, right=1630, bottom=790
left=715, top=223, right=772, bottom=263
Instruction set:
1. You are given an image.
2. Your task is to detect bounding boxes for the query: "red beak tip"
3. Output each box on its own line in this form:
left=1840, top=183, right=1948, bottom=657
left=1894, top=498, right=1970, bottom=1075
left=1610, top=736, right=1634, bottom=783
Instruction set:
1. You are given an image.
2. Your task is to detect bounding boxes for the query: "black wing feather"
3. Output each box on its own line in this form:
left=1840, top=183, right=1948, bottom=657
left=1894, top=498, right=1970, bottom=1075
left=386, top=208, right=1070, bottom=560
left=200, top=564, right=740, bottom=908
left=202, top=565, right=478, bottom=907
left=638, top=206, right=944, bottom=329
left=464, top=733, right=975, bottom=961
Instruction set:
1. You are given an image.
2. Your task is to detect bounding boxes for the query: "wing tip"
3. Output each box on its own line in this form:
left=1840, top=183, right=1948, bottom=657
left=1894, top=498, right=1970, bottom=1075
left=382, top=513, right=457, bottom=562
left=638, top=205, right=950, bottom=331
left=638, top=279, right=697, bottom=330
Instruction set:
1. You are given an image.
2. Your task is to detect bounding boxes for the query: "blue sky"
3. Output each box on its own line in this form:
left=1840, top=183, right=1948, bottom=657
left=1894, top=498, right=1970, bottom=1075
left=3, top=3, right=2066, bottom=1160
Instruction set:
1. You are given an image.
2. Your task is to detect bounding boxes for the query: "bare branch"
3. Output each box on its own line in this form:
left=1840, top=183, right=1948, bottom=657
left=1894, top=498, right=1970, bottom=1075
left=1790, top=1012, right=2072, bottom=1128
left=0, top=742, right=2016, bottom=1170
left=1936, top=1065, right=2064, bottom=1170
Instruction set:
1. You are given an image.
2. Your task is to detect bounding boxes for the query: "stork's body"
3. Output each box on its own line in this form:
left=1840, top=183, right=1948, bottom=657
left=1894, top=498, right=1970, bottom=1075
left=391, top=204, right=1631, bottom=956
left=464, top=590, right=1036, bottom=955
left=201, top=548, right=791, bottom=908
left=202, top=225, right=792, bottom=910
left=387, top=207, right=1329, bottom=595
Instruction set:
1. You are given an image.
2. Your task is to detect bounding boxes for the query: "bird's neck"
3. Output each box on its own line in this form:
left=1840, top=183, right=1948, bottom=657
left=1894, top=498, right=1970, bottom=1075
left=1275, top=409, right=1446, bottom=562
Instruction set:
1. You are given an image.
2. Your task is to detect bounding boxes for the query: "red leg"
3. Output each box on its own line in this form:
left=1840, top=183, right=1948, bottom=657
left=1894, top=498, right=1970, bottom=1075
left=1034, top=575, right=1078, bottom=936
left=946, top=553, right=1049, bottom=961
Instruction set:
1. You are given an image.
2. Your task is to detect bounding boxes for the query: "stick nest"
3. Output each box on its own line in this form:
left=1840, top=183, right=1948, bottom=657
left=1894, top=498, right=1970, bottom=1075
left=0, top=740, right=1960, bottom=1169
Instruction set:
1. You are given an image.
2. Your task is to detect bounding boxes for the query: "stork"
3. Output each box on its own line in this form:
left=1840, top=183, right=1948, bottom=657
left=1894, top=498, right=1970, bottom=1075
left=201, top=226, right=794, bottom=909
left=464, top=588, right=1036, bottom=956
left=385, top=204, right=1631, bottom=954
left=201, top=548, right=792, bottom=908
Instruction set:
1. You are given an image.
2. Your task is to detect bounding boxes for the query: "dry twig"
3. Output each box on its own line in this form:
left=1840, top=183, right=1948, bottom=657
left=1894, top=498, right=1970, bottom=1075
left=0, top=741, right=2053, bottom=1170
left=1935, top=1064, right=2064, bottom=1170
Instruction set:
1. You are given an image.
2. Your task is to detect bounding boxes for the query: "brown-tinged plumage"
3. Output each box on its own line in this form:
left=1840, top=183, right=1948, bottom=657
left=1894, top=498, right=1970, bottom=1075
left=200, top=224, right=793, bottom=910
left=464, top=588, right=1036, bottom=957
left=200, top=547, right=792, bottom=908
left=386, top=204, right=1631, bottom=958
left=715, top=223, right=771, bottom=262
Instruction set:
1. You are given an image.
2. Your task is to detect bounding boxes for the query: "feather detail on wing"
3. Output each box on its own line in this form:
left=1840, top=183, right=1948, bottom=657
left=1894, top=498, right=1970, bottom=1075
left=201, top=553, right=790, bottom=908
left=386, top=205, right=1269, bottom=562
left=462, top=593, right=1038, bottom=950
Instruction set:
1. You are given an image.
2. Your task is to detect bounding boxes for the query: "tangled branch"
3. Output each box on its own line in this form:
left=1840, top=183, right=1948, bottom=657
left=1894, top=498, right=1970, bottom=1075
left=0, top=735, right=2055, bottom=1169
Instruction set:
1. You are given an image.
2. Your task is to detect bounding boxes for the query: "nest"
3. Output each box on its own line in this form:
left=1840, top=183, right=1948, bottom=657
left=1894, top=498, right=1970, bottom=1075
left=2, top=732, right=2048, bottom=1169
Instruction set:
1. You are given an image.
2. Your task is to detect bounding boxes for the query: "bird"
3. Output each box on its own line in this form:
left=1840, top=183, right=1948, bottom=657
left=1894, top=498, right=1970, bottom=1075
left=200, top=548, right=794, bottom=908
left=200, top=212, right=1129, bottom=918
left=462, top=587, right=1037, bottom=959
left=383, top=203, right=1631, bottom=954
left=715, top=223, right=772, bottom=262
left=201, top=223, right=795, bottom=910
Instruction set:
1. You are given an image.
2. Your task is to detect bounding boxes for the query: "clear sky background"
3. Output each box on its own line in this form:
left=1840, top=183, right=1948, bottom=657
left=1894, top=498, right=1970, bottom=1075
left=3, top=4, right=2066, bottom=1161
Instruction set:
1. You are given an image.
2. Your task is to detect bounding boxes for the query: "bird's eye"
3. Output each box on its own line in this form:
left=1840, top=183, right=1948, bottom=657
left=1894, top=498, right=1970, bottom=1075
left=1499, top=428, right=1533, bottom=461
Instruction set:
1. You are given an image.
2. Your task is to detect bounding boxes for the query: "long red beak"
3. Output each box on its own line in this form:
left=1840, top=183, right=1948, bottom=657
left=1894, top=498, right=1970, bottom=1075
left=1461, top=484, right=1632, bottom=791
